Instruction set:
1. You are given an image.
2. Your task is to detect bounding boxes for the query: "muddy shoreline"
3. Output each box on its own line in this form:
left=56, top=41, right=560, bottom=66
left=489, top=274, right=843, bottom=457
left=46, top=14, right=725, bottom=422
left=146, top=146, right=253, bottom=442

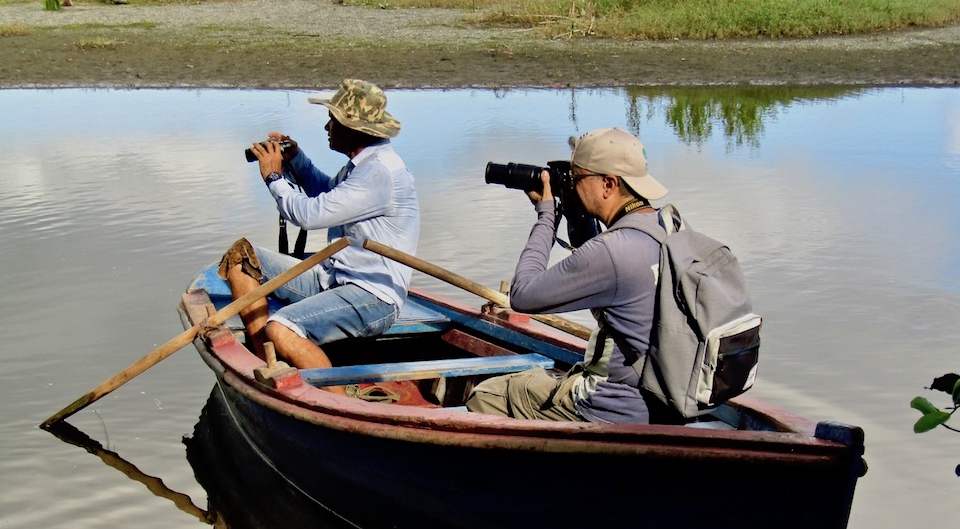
left=2, top=1, right=959, bottom=89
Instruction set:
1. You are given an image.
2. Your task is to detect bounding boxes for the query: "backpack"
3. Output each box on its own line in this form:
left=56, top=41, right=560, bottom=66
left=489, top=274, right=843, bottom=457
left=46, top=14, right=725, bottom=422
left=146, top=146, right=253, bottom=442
left=612, top=204, right=761, bottom=418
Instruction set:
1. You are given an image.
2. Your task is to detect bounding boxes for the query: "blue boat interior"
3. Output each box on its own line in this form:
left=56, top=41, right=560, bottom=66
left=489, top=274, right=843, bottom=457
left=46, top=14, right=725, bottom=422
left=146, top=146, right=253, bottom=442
left=187, top=263, right=573, bottom=405
left=187, top=265, right=768, bottom=427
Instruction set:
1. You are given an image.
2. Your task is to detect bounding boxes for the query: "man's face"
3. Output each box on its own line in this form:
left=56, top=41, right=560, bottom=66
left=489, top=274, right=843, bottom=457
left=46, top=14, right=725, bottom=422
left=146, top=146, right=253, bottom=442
left=324, top=113, right=350, bottom=155
left=571, top=166, right=605, bottom=216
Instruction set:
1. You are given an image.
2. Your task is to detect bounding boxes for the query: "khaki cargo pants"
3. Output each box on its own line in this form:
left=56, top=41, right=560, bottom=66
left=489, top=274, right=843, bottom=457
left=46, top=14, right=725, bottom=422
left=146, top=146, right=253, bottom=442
left=464, top=368, right=586, bottom=421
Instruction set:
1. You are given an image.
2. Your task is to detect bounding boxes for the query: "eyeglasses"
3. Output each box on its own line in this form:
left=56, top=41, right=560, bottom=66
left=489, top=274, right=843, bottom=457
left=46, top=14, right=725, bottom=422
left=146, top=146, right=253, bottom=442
left=570, top=171, right=603, bottom=188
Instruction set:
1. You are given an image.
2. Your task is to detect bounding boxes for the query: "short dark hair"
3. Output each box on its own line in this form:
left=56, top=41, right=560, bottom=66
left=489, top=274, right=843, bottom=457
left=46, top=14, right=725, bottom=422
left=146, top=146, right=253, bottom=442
left=617, top=176, right=640, bottom=199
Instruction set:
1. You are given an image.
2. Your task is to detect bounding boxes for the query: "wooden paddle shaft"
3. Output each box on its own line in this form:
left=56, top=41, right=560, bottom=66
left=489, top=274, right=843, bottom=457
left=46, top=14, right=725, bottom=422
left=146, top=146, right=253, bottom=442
left=362, top=239, right=592, bottom=340
left=41, top=237, right=351, bottom=428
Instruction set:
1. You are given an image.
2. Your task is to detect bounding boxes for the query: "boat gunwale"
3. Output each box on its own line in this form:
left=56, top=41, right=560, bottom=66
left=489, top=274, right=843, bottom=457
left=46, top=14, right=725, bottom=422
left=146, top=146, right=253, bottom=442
left=181, top=289, right=856, bottom=467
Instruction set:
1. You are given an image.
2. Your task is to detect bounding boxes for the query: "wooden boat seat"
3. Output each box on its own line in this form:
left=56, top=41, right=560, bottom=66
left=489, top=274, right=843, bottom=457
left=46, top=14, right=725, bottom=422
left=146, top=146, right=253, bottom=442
left=384, top=296, right=451, bottom=335
left=300, top=353, right=555, bottom=387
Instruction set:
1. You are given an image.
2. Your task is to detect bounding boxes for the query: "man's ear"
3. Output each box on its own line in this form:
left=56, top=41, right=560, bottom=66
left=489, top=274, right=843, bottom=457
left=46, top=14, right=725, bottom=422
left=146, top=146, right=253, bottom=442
left=602, top=175, right=618, bottom=196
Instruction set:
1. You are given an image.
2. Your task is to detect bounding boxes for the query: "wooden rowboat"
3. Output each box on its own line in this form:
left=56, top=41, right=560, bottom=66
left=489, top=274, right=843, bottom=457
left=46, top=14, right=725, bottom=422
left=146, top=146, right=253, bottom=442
left=180, top=262, right=866, bottom=529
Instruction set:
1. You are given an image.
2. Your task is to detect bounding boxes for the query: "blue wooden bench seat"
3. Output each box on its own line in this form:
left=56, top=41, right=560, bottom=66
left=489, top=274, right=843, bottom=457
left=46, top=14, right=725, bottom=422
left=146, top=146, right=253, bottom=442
left=301, top=353, right=554, bottom=387
left=303, top=324, right=556, bottom=386
left=383, top=296, right=451, bottom=335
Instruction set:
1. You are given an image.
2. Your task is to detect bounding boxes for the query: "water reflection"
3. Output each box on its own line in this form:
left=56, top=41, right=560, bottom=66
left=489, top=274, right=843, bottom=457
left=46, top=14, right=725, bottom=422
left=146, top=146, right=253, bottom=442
left=623, top=86, right=862, bottom=148
left=44, top=387, right=357, bottom=529
left=3, top=86, right=959, bottom=529
left=44, top=421, right=212, bottom=524
left=184, top=387, right=359, bottom=529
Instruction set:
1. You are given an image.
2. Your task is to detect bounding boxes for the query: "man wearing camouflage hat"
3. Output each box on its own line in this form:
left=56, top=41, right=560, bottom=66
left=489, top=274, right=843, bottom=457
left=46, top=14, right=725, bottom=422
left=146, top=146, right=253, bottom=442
left=221, top=79, right=419, bottom=394
left=466, top=127, right=680, bottom=424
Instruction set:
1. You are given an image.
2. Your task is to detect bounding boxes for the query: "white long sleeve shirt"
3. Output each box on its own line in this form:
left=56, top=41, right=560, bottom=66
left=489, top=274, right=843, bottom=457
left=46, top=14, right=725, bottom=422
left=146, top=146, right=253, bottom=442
left=267, top=140, right=420, bottom=309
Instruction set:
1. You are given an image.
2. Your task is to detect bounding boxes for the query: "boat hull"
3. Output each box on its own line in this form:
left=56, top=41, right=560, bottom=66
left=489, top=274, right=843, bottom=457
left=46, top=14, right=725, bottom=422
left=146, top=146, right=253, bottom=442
left=211, top=372, right=860, bottom=529
left=181, top=281, right=864, bottom=529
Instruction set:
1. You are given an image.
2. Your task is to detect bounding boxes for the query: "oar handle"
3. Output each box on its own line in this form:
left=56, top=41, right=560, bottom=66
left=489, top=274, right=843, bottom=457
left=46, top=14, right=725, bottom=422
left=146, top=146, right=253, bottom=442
left=41, top=237, right=351, bottom=428
left=362, top=239, right=592, bottom=340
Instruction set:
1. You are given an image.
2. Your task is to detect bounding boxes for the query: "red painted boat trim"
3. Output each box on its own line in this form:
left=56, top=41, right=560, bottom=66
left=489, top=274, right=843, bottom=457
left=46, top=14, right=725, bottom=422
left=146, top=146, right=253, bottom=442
left=182, top=289, right=853, bottom=470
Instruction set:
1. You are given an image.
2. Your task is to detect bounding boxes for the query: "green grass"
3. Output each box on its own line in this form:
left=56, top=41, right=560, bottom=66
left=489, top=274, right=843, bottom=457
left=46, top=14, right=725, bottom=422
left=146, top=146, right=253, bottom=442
left=0, top=23, right=33, bottom=36
left=344, top=0, right=960, bottom=39
left=72, top=36, right=125, bottom=49
left=9, top=0, right=960, bottom=39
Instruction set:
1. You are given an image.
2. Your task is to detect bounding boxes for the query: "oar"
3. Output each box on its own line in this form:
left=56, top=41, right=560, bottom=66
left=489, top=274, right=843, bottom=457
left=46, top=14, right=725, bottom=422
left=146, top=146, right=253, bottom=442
left=41, top=237, right=351, bottom=429
left=362, top=239, right=592, bottom=340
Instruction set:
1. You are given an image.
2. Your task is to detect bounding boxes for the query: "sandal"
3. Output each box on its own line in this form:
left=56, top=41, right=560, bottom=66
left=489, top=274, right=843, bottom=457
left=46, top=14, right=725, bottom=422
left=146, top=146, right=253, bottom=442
left=345, top=384, right=401, bottom=403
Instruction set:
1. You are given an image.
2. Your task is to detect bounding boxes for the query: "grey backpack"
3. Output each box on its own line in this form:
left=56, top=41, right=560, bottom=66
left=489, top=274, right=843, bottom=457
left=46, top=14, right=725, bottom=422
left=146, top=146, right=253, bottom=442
left=612, top=204, right=761, bottom=418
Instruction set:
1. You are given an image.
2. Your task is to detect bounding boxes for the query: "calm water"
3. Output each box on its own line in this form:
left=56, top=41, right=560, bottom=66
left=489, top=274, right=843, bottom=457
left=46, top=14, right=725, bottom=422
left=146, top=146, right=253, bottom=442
left=1, top=87, right=958, bottom=528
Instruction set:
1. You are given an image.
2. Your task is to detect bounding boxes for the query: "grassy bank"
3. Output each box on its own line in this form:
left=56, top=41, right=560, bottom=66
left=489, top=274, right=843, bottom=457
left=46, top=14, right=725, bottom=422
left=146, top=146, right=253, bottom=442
left=349, top=0, right=960, bottom=39
left=24, top=0, right=960, bottom=40
left=3, top=0, right=958, bottom=88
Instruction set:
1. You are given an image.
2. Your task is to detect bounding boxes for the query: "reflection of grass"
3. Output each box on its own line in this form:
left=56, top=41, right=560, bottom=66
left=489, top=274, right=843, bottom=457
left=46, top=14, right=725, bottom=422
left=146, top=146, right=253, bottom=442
left=624, top=86, right=857, bottom=148
left=73, top=38, right=126, bottom=50
left=0, top=24, right=32, bottom=37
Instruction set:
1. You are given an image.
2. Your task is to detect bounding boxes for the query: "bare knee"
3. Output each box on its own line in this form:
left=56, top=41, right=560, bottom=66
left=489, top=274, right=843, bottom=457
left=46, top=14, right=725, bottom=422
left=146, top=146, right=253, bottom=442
left=264, top=320, right=296, bottom=344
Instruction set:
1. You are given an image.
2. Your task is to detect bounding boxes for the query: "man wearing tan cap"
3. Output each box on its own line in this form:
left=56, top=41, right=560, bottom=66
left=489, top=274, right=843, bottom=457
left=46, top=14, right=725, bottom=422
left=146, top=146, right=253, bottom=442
left=467, top=127, right=680, bottom=424
left=220, top=79, right=420, bottom=394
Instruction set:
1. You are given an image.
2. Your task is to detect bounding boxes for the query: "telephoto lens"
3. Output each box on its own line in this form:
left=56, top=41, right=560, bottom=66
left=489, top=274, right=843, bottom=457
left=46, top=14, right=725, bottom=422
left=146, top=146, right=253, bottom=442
left=484, top=162, right=546, bottom=192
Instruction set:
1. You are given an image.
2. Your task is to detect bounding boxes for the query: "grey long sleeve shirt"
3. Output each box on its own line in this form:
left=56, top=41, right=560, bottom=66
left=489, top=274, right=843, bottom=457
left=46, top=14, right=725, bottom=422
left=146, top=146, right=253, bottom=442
left=510, top=200, right=660, bottom=423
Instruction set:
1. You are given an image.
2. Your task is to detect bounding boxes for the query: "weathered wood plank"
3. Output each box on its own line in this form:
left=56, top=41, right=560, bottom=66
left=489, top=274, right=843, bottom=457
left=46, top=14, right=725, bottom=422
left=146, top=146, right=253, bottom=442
left=301, top=353, right=554, bottom=387
left=441, top=328, right=517, bottom=358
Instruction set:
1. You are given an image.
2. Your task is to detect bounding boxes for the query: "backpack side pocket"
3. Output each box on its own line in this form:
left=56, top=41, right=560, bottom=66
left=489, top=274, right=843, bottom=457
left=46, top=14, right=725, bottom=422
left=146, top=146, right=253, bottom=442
left=699, top=314, right=761, bottom=406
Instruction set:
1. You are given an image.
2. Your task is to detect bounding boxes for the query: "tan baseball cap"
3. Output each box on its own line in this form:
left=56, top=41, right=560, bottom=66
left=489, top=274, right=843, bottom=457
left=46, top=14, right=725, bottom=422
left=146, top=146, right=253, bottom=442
left=570, top=127, right=667, bottom=200
left=308, top=79, right=401, bottom=139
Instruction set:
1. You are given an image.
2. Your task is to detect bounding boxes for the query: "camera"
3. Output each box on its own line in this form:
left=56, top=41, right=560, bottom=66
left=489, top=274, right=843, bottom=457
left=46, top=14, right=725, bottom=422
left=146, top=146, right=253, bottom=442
left=244, top=140, right=294, bottom=163
left=485, top=160, right=600, bottom=248
left=484, top=160, right=573, bottom=193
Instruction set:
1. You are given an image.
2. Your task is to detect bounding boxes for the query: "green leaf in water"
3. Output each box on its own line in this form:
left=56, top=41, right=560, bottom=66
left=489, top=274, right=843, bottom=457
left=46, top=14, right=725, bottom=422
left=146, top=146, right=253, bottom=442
left=911, top=396, right=940, bottom=415
left=914, top=411, right=951, bottom=434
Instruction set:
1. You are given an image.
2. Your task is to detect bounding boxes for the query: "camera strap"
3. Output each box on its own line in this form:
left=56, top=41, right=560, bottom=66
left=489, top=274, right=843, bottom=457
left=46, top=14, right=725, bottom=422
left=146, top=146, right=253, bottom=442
left=278, top=216, right=309, bottom=259
left=608, top=199, right=651, bottom=227
left=277, top=167, right=309, bottom=259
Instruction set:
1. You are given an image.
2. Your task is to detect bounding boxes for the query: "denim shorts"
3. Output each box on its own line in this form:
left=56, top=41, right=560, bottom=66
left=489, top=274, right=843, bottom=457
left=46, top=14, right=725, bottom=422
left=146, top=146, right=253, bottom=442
left=256, top=247, right=397, bottom=345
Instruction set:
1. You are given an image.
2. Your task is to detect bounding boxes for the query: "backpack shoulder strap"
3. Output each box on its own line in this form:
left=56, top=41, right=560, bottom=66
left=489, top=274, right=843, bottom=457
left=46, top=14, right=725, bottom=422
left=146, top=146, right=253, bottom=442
left=607, top=203, right=688, bottom=242
left=658, top=203, right=686, bottom=235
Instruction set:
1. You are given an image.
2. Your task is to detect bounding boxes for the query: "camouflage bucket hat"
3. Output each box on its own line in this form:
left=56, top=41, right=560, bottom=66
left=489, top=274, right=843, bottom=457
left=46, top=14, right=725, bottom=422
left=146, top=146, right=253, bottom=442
left=307, top=79, right=401, bottom=138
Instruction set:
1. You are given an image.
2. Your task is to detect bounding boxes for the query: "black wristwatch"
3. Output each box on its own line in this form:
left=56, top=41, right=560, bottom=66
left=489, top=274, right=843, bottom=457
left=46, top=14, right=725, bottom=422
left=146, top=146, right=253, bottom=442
left=264, top=171, right=284, bottom=186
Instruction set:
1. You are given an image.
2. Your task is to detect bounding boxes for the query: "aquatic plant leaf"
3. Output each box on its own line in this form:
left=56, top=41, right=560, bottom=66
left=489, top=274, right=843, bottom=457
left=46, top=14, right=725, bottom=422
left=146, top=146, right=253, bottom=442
left=911, top=396, right=940, bottom=415
left=913, top=411, right=951, bottom=433
left=930, top=373, right=960, bottom=394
